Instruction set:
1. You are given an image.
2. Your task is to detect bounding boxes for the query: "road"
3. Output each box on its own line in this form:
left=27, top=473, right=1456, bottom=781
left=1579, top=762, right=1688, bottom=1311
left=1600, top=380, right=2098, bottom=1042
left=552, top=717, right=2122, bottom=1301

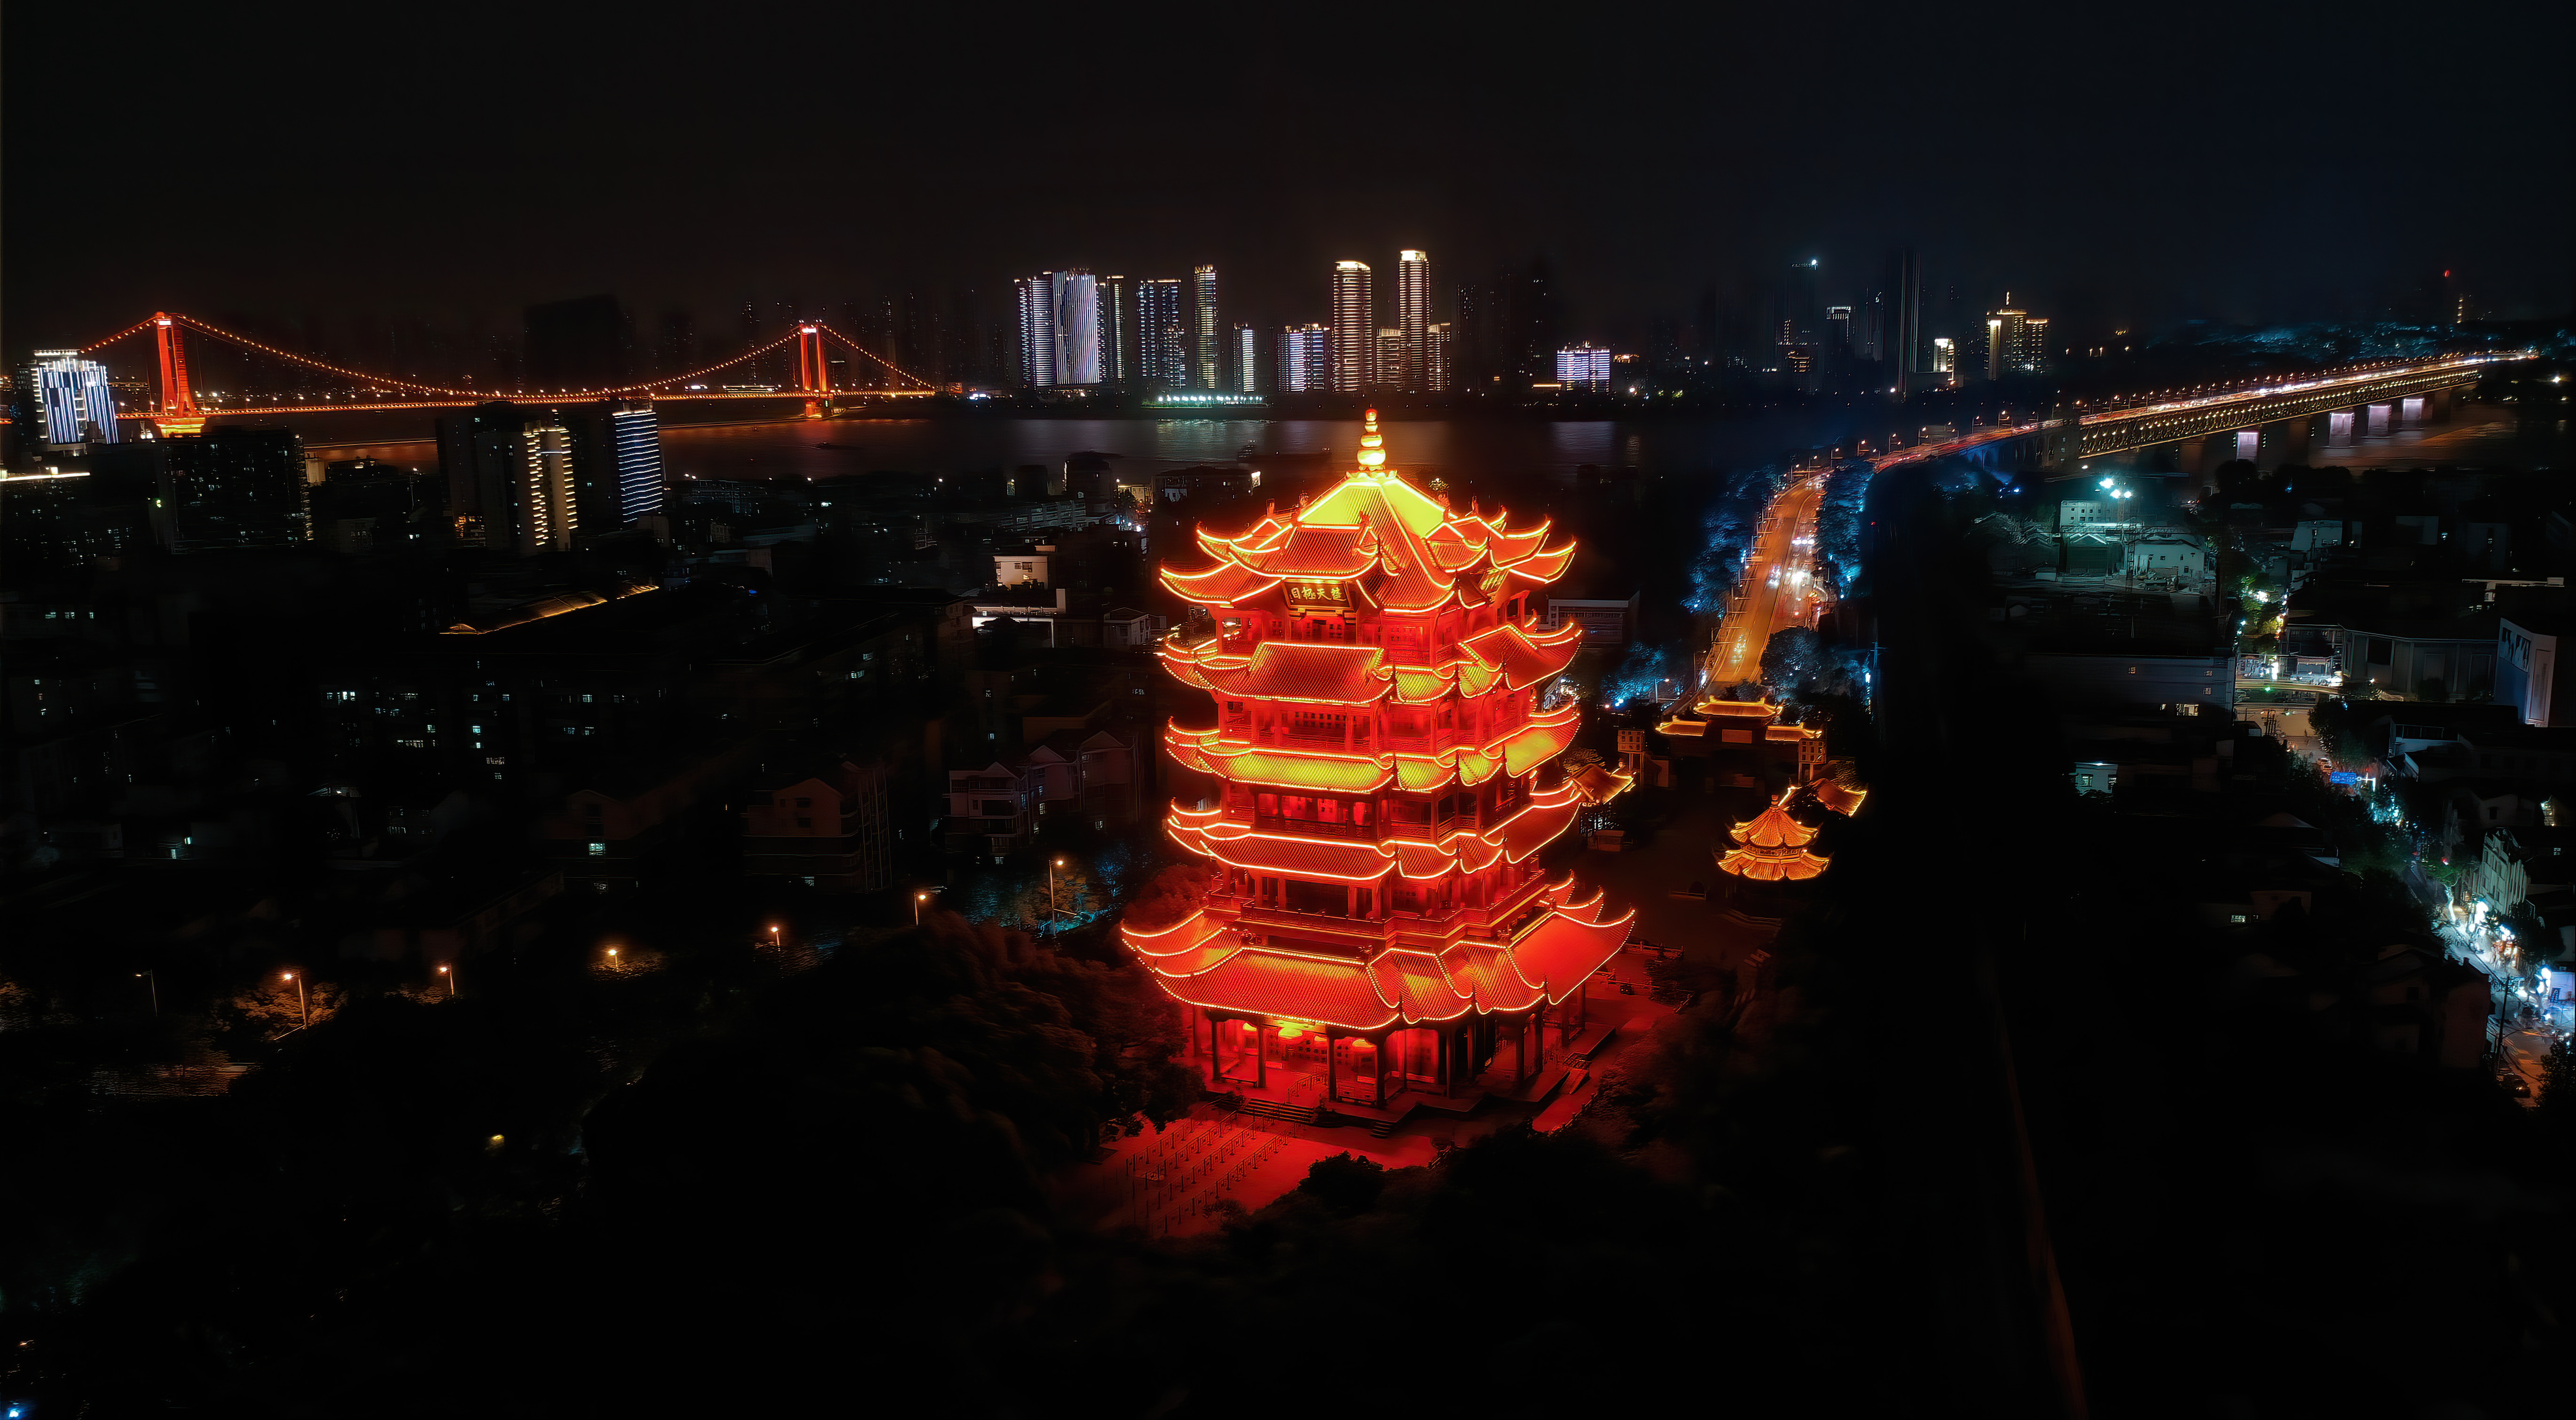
left=1706, top=472, right=1828, bottom=689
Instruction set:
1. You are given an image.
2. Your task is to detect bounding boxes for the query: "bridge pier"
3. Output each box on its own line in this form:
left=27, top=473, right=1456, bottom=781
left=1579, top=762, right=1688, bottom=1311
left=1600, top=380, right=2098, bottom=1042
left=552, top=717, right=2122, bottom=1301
left=2260, top=416, right=2310, bottom=468
left=2325, top=408, right=2357, bottom=447
left=2366, top=402, right=2393, bottom=437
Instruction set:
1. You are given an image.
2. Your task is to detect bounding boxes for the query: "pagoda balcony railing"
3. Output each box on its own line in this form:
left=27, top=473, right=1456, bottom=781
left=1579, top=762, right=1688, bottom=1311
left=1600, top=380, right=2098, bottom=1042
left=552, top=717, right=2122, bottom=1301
left=1253, top=815, right=1375, bottom=840
left=1272, top=727, right=1362, bottom=749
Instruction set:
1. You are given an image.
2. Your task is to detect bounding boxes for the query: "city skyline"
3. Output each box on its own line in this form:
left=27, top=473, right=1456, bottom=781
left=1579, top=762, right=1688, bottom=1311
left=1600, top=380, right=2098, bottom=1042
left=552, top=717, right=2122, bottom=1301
left=8, top=3, right=2568, bottom=352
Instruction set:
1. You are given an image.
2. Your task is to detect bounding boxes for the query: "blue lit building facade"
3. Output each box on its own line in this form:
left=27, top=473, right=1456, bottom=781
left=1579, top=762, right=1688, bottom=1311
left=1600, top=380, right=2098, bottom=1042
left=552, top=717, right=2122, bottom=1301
left=32, top=351, right=122, bottom=445
left=609, top=403, right=664, bottom=522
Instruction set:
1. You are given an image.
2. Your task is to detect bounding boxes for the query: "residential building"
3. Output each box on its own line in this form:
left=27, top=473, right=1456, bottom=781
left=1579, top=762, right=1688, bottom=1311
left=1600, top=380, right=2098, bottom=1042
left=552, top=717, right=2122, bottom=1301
left=1331, top=261, right=1373, bottom=392
left=1397, top=249, right=1431, bottom=392
left=1984, top=295, right=2050, bottom=378
left=1234, top=324, right=1258, bottom=392
left=1546, top=595, right=1638, bottom=647
left=2498, top=611, right=2569, bottom=726
left=1278, top=324, right=1331, bottom=393
left=27, top=351, right=121, bottom=446
left=1426, top=322, right=1451, bottom=392
left=1097, top=275, right=1131, bottom=384
left=741, top=759, right=894, bottom=891
left=436, top=402, right=579, bottom=555
left=160, top=427, right=308, bottom=553
left=1138, top=278, right=1188, bottom=388
left=1015, top=270, right=1103, bottom=387
left=1555, top=345, right=1612, bottom=390
left=1192, top=266, right=1221, bottom=389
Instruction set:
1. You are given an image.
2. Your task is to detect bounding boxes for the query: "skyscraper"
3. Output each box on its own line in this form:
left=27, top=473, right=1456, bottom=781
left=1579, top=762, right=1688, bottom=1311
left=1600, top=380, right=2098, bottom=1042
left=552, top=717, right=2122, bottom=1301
left=1782, top=258, right=1821, bottom=347
left=1331, top=261, right=1374, bottom=392
left=1191, top=266, right=1221, bottom=389
left=1051, top=271, right=1102, bottom=386
left=1375, top=329, right=1404, bottom=391
left=1885, top=248, right=1924, bottom=396
left=1234, top=324, right=1258, bottom=392
left=1098, top=275, right=1131, bottom=384
left=28, top=351, right=122, bottom=445
left=437, top=402, right=580, bottom=555
left=561, top=400, right=666, bottom=526
left=1015, top=276, right=1057, bottom=387
left=1426, top=322, right=1452, bottom=392
left=1139, top=278, right=1188, bottom=387
left=1013, top=271, right=1104, bottom=387
left=1277, top=325, right=1331, bottom=392
left=1397, top=250, right=1431, bottom=392
left=1984, top=295, right=2047, bottom=379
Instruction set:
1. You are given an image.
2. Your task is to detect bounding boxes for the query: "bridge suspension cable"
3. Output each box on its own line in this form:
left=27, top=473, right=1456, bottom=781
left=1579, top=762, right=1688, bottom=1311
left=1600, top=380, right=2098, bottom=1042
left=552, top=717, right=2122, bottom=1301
left=73, top=310, right=935, bottom=410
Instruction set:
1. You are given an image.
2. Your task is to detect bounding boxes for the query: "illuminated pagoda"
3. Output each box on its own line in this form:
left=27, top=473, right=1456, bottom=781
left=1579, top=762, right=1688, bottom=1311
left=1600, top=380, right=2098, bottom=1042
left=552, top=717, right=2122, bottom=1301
left=1123, top=411, right=1634, bottom=1110
left=1715, top=786, right=1832, bottom=883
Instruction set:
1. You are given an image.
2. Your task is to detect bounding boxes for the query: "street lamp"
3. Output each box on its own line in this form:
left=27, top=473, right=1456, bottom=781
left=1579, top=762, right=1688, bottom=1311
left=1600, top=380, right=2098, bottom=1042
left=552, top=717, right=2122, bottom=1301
left=1050, top=858, right=1065, bottom=930
left=914, top=891, right=929, bottom=926
left=770, top=924, right=781, bottom=949
left=438, top=964, right=456, bottom=998
left=282, top=972, right=308, bottom=1029
left=136, top=970, right=157, bottom=1017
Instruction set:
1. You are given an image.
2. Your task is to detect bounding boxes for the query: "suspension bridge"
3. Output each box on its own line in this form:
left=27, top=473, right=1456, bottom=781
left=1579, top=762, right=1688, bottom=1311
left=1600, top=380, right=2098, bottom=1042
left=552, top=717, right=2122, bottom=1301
left=71, top=312, right=938, bottom=435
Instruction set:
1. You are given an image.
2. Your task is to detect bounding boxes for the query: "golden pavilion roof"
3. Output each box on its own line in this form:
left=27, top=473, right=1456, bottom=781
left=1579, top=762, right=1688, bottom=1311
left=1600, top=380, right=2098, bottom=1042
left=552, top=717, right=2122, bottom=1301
left=1159, top=412, right=1577, bottom=614
left=1715, top=787, right=1832, bottom=881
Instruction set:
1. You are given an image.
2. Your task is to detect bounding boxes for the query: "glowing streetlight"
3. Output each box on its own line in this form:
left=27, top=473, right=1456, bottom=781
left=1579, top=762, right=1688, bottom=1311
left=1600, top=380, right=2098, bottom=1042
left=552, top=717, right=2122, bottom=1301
left=438, top=964, right=456, bottom=998
left=914, top=891, right=929, bottom=926
left=282, top=971, right=308, bottom=1029
left=770, top=924, right=781, bottom=949
left=136, top=969, right=158, bottom=1017
left=1049, top=858, right=1067, bottom=930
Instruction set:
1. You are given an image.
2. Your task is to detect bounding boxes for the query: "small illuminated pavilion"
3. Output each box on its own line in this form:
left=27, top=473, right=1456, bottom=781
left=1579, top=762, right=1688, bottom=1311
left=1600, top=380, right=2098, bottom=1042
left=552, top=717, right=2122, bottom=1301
left=1123, top=412, right=1634, bottom=1108
left=1715, top=787, right=1831, bottom=882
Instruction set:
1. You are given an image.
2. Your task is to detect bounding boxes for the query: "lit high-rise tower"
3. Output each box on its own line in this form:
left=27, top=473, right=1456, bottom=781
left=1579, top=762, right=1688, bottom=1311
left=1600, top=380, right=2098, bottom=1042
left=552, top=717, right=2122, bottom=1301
left=1124, top=412, right=1636, bottom=1106
left=1398, top=250, right=1431, bottom=392
left=1192, top=265, right=1221, bottom=389
left=1331, top=260, right=1374, bottom=392
left=1139, top=278, right=1188, bottom=387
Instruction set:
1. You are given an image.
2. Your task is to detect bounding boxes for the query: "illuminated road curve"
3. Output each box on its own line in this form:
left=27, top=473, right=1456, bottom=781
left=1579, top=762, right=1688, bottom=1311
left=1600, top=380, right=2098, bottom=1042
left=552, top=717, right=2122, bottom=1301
left=1705, top=471, right=1829, bottom=690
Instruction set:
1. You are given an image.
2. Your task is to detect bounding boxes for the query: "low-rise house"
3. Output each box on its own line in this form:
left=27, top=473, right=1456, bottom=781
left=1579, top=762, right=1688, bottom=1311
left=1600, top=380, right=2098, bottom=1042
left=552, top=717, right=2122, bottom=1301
left=741, top=759, right=893, bottom=891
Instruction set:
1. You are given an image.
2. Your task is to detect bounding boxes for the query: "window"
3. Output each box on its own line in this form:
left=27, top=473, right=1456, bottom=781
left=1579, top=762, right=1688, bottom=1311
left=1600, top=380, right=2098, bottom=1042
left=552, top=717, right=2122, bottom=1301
left=589, top=842, right=607, bottom=856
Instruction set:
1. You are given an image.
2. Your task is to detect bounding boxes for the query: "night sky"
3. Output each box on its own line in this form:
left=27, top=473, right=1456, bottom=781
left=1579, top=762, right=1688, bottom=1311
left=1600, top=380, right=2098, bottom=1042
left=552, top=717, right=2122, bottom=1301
left=8, top=0, right=2570, bottom=351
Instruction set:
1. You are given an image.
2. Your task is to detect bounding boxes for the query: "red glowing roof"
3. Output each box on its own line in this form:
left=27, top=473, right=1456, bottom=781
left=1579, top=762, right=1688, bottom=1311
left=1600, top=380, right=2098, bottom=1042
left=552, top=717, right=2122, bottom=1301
left=1460, top=621, right=1584, bottom=690
left=1171, top=820, right=1395, bottom=882
left=1568, top=761, right=1634, bottom=805
left=1441, top=942, right=1546, bottom=1013
left=1204, top=641, right=1390, bottom=705
left=1368, top=951, right=1472, bottom=1022
left=1504, top=892, right=1635, bottom=1003
left=1166, top=949, right=1400, bottom=1032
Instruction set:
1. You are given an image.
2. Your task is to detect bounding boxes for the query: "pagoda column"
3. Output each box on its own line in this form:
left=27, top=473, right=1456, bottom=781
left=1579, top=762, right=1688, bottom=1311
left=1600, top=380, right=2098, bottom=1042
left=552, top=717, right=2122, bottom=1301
left=1325, top=1027, right=1340, bottom=1106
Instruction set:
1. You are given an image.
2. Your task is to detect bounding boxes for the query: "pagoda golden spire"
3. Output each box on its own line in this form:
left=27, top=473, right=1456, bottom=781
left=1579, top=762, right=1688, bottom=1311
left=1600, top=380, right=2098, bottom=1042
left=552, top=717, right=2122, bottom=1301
left=1356, top=408, right=1386, bottom=470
